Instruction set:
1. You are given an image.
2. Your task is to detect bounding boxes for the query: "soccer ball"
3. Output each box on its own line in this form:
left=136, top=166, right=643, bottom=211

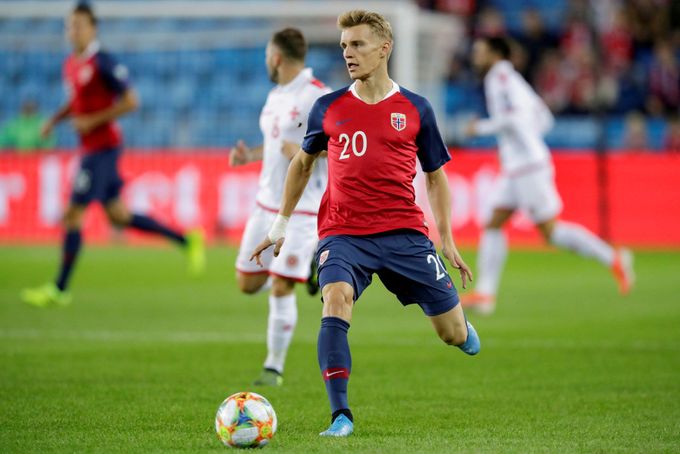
left=215, top=392, right=277, bottom=448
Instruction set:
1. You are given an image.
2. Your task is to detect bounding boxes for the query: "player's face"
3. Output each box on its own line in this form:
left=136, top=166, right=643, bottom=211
left=471, top=40, right=493, bottom=75
left=66, top=12, right=96, bottom=52
left=265, top=41, right=282, bottom=83
left=340, top=24, right=390, bottom=81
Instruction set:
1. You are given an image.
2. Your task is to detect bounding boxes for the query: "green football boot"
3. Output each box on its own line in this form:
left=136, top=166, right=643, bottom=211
left=253, top=369, right=283, bottom=387
left=185, top=228, right=206, bottom=276
left=21, top=283, right=71, bottom=308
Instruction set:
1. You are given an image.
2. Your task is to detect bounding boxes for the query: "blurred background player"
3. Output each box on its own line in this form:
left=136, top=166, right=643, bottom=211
left=21, top=3, right=205, bottom=308
left=230, top=28, right=331, bottom=387
left=462, top=36, right=635, bottom=315
left=251, top=10, right=479, bottom=437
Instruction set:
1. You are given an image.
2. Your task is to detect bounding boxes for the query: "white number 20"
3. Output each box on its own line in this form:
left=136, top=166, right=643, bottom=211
left=339, top=131, right=367, bottom=160
left=427, top=254, right=447, bottom=281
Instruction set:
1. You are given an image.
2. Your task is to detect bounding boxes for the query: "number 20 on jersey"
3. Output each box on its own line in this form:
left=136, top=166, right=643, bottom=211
left=339, top=131, right=367, bottom=160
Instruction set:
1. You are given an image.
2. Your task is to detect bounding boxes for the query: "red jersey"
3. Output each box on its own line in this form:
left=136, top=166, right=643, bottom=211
left=302, top=82, right=450, bottom=239
left=63, top=41, right=130, bottom=153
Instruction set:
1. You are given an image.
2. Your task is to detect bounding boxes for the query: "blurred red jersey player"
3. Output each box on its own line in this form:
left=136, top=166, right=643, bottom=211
left=21, top=3, right=205, bottom=308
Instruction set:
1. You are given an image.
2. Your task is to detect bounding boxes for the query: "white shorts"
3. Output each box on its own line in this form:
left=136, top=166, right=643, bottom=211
left=491, top=165, right=563, bottom=223
left=235, top=205, right=319, bottom=282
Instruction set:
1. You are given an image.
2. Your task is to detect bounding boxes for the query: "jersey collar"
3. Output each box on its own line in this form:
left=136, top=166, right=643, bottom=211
left=348, top=79, right=400, bottom=104
left=77, top=40, right=100, bottom=61
left=485, top=60, right=513, bottom=82
left=277, top=67, right=313, bottom=93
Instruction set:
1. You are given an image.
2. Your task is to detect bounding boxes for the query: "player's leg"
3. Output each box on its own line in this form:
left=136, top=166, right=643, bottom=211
left=235, top=207, right=275, bottom=294
left=254, top=276, right=296, bottom=386
left=462, top=207, right=513, bottom=314
left=21, top=203, right=86, bottom=307
left=462, top=173, right=515, bottom=313
left=537, top=218, right=635, bottom=294
left=318, top=280, right=354, bottom=437
left=523, top=167, right=634, bottom=294
left=105, top=198, right=206, bottom=275
left=429, top=305, right=480, bottom=355
left=255, top=215, right=317, bottom=385
left=377, top=232, right=480, bottom=355
left=21, top=152, right=99, bottom=307
left=315, top=235, right=376, bottom=437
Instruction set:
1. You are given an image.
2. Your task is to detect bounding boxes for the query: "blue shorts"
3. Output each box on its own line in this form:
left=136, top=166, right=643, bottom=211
left=315, top=230, right=459, bottom=316
left=70, top=148, right=124, bottom=206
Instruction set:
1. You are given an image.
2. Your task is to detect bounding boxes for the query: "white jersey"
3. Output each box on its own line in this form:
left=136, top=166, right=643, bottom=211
left=257, top=68, right=331, bottom=213
left=474, top=60, right=555, bottom=174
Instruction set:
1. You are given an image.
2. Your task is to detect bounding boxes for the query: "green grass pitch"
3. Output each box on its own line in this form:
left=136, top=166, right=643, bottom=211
left=1, top=245, right=679, bottom=452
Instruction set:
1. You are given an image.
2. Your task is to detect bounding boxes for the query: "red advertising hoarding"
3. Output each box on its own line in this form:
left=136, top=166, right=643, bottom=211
left=0, top=150, right=678, bottom=246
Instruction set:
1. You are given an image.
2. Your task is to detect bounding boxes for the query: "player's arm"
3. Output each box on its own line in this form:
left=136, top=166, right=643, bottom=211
left=230, top=141, right=263, bottom=166
left=464, top=81, right=518, bottom=137
left=416, top=97, right=473, bottom=287
left=249, top=149, right=320, bottom=265
left=72, top=88, right=138, bottom=135
left=425, top=167, right=473, bottom=289
left=41, top=101, right=72, bottom=139
left=249, top=96, right=329, bottom=265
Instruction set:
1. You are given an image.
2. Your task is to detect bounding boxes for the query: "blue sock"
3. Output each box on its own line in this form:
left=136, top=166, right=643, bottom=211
left=56, top=229, right=82, bottom=291
left=318, top=317, right=352, bottom=421
left=129, top=214, right=186, bottom=245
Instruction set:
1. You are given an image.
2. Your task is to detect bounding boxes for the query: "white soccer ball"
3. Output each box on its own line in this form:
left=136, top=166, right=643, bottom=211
left=215, top=391, right=277, bottom=448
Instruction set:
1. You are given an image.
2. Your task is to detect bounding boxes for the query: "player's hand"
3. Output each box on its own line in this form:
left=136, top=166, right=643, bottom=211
left=230, top=140, right=249, bottom=167
left=249, top=237, right=285, bottom=267
left=40, top=120, right=54, bottom=139
left=463, top=119, right=477, bottom=138
left=72, top=115, right=98, bottom=134
left=442, top=245, right=473, bottom=290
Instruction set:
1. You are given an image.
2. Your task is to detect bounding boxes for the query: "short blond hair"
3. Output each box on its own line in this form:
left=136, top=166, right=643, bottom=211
left=337, top=10, right=393, bottom=42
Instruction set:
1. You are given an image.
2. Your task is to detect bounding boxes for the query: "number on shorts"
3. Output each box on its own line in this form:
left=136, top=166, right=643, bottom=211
left=427, top=254, right=447, bottom=281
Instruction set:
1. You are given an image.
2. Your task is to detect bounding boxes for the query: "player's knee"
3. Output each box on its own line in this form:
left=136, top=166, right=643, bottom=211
left=322, top=283, right=353, bottom=318
left=62, top=207, right=83, bottom=229
left=538, top=219, right=557, bottom=243
left=236, top=274, right=265, bottom=295
left=271, top=277, right=295, bottom=297
left=106, top=209, right=130, bottom=227
left=440, top=329, right=467, bottom=346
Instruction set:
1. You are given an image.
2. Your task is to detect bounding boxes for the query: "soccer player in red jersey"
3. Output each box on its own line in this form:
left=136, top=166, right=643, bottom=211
left=251, top=10, right=480, bottom=437
left=21, top=3, right=205, bottom=308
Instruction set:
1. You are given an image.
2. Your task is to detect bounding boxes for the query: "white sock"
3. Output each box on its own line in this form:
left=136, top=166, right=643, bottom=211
left=550, top=221, right=615, bottom=266
left=476, top=229, right=508, bottom=297
left=263, top=293, right=297, bottom=374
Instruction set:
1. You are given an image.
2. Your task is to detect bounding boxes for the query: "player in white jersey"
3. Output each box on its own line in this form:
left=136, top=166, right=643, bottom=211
left=230, top=28, right=331, bottom=385
left=462, top=36, right=635, bottom=314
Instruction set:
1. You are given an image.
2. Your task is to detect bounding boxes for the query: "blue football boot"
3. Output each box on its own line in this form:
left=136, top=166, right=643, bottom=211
left=319, top=414, right=353, bottom=437
left=458, top=320, right=480, bottom=355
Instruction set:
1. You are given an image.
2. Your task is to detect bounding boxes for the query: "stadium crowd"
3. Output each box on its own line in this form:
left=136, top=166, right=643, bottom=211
left=421, top=0, right=679, bottom=151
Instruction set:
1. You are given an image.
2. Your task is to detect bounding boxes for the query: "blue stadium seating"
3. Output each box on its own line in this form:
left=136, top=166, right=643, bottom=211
left=0, top=14, right=672, bottom=151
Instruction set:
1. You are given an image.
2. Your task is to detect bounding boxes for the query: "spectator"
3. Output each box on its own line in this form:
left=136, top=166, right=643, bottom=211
left=646, top=40, right=680, bottom=116
left=0, top=100, right=54, bottom=152
left=474, top=7, right=506, bottom=38
left=664, top=114, right=680, bottom=152
left=515, top=9, right=558, bottom=81
left=601, top=7, right=634, bottom=75
left=564, top=47, right=598, bottom=113
left=534, top=50, right=570, bottom=113
left=623, top=111, right=650, bottom=150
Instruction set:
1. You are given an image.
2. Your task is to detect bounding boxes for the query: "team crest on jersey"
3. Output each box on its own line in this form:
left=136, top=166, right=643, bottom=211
left=390, top=113, right=406, bottom=131
left=319, top=250, right=330, bottom=266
